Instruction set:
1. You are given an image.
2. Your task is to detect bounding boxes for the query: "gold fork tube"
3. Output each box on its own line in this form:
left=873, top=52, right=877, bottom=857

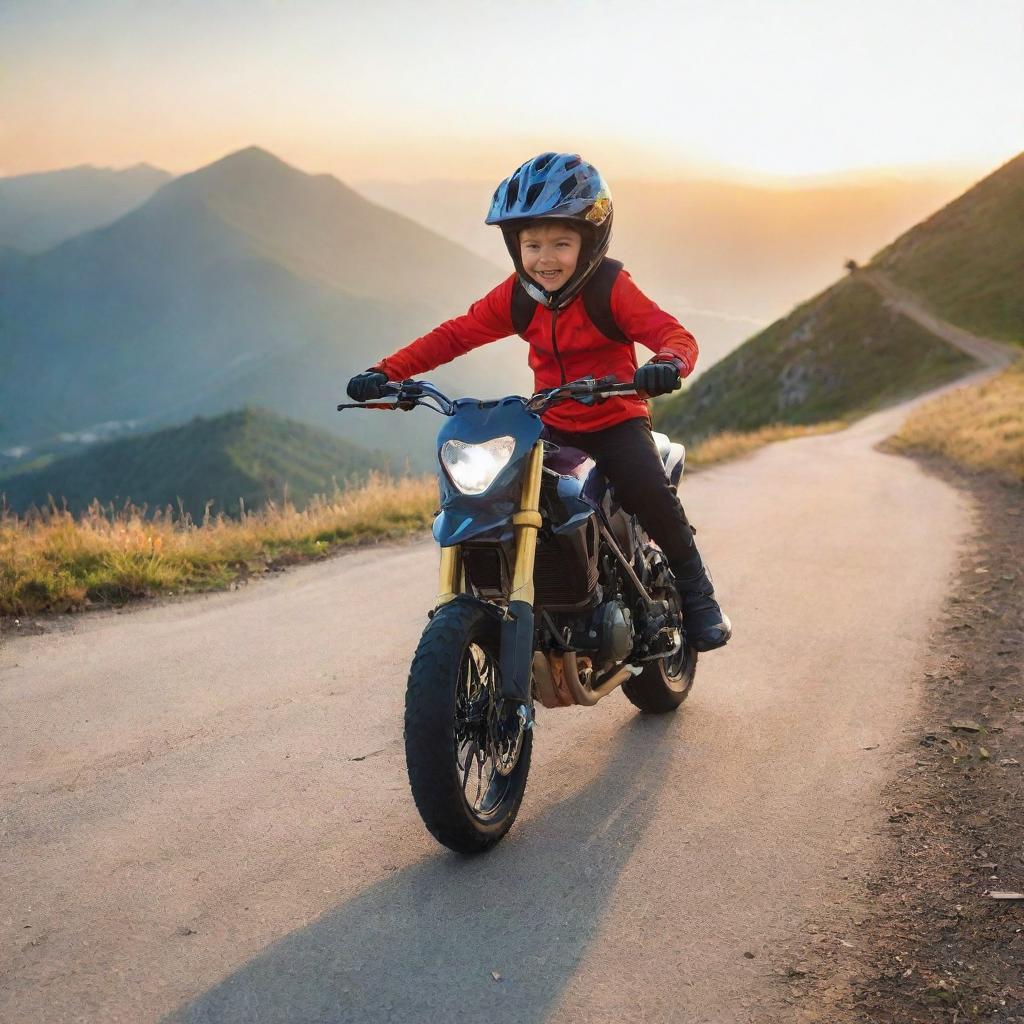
left=437, top=544, right=460, bottom=606
left=508, top=441, right=545, bottom=605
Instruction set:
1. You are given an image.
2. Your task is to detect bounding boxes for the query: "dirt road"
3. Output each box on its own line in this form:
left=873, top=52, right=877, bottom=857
left=863, top=270, right=1017, bottom=370
left=3, top=364, right=997, bottom=1022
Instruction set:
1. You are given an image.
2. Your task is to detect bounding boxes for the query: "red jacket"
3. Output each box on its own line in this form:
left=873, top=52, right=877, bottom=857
left=374, top=268, right=699, bottom=433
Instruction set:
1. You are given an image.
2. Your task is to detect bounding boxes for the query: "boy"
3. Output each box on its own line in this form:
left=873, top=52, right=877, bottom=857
left=347, top=152, right=731, bottom=651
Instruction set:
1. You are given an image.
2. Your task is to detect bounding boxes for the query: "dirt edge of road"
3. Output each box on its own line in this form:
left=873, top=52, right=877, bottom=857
left=766, top=456, right=1024, bottom=1022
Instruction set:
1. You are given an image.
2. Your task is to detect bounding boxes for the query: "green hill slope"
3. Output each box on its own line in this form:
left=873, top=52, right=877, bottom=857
left=0, top=408, right=383, bottom=520
left=654, top=277, right=973, bottom=440
left=654, top=152, right=1022, bottom=442
left=874, top=153, right=1024, bottom=346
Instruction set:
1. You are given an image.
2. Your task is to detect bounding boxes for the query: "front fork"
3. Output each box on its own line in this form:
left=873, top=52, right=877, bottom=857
left=436, top=442, right=545, bottom=704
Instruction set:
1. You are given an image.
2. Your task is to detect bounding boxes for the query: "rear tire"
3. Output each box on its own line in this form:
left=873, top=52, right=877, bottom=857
left=622, top=587, right=698, bottom=713
left=622, top=643, right=697, bottom=713
left=404, top=600, right=532, bottom=853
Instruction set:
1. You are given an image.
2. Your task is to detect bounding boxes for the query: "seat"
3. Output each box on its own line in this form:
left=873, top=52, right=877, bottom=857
left=651, top=431, right=686, bottom=487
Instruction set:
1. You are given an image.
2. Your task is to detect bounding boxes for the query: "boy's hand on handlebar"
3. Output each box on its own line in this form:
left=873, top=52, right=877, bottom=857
left=347, top=370, right=389, bottom=402
left=633, top=362, right=681, bottom=397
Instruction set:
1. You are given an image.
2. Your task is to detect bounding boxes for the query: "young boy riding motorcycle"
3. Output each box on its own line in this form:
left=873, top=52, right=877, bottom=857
left=347, top=152, right=731, bottom=652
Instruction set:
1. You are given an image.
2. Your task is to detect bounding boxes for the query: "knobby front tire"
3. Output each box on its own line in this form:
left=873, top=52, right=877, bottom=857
left=404, top=600, right=532, bottom=853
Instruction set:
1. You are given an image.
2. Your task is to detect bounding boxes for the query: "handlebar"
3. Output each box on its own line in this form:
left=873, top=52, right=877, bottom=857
left=525, top=376, right=639, bottom=413
left=336, top=375, right=641, bottom=417
left=336, top=379, right=457, bottom=415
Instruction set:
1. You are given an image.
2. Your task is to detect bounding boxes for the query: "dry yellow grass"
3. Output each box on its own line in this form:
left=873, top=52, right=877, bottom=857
left=0, top=473, right=438, bottom=616
left=686, top=421, right=847, bottom=467
left=887, top=360, right=1024, bottom=484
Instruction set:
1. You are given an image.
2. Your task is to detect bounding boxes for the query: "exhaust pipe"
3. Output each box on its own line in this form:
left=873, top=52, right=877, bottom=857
left=532, top=651, right=641, bottom=708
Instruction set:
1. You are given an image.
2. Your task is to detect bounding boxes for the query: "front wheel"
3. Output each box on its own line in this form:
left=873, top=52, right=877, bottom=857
left=404, top=599, right=532, bottom=853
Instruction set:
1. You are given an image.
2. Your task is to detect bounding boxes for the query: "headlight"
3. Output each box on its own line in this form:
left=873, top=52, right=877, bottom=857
left=440, top=436, right=516, bottom=495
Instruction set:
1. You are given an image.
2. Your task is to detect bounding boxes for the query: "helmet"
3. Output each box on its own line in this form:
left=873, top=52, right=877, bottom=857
left=485, top=152, right=613, bottom=309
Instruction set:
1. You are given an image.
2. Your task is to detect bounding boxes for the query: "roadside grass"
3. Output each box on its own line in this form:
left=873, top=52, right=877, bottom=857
left=885, top=359, right=1024, bottom=484
left=0, top=473, right=438, bottom=616
left=686, top=420, right=847, bottom=468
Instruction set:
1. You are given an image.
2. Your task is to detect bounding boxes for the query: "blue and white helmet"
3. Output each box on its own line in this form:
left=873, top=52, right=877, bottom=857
left=486, top=152, right=613, bottom=309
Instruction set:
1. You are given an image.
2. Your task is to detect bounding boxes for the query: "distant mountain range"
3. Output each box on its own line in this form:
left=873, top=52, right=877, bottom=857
left=655, top=152, right=1023, bottom=441
left=3, top=146, right=1015, bottom=515
left=0, top=147, right=527, bottom=465
left=0, top=163, right=171, bottom=252
left=0, top=407, right=382, bottom=520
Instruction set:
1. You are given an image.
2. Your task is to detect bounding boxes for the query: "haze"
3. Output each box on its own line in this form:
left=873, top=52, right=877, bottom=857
left=2, top=0, right=1021, bottom=183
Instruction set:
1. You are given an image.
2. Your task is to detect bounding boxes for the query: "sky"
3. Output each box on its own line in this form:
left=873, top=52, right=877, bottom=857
left=2, top=0, right=1022, bottom=184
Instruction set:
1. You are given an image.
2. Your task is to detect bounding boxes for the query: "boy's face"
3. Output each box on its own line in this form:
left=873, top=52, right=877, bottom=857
left=519, top=222, right=581, bottom=291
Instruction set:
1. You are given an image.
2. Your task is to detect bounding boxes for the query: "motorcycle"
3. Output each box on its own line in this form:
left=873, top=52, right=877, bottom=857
left=338, top=375, right=696, bottom=853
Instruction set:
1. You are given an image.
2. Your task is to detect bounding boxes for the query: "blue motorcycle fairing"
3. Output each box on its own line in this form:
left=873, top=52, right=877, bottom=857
left=543, top=442, right=622, bottom=535
left=432, top=397, right=544, bottom=547
left=542, top=445, right=600, bottom=534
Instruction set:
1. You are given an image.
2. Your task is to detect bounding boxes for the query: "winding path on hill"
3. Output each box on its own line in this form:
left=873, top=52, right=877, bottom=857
left=862, top=269, right=1017, bottom=370
left=0, top=297, right=1010, bottom=1023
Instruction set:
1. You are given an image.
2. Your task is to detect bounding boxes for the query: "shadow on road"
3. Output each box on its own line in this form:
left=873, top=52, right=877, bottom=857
left=166, top=713, right=679, bottom=1024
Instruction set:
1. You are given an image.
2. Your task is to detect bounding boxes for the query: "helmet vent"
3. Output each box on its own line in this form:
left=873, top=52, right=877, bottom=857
left=558, top=176, right=578, bottom=200
left=564, top=157, right=581, bottom=170
left=525, top=182, right=544, bottom=208
left=506, top=174, right=520, bottom=207
left=534, top=153, right=555, bottom=170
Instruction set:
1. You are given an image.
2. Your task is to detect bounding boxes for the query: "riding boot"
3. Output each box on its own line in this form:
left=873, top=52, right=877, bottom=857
left=672, top=539, right=732, bottom=652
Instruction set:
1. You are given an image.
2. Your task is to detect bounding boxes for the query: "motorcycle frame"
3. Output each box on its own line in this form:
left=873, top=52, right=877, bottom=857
left=436, top=439, right=649, bottom=709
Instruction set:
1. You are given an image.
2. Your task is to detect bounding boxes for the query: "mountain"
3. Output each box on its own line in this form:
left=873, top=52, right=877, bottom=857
left=0, top=407, right=383, bottom=520
left=653, top=154, right=1023, bottom=441
left=874, top=153, right=1024, bottom=346
left=0, top=163, right=172, bottom=252
left=356, top=172, right=977, bottom=373
left=0, top=147, right=527, bottom=463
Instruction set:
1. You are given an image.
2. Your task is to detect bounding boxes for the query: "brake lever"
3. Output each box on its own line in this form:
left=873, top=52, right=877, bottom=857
left=336, top=401, right=403, bottom=411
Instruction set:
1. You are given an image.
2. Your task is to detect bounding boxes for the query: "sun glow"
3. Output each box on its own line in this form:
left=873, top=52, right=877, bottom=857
left=1, top=0, right=1020, bottom=183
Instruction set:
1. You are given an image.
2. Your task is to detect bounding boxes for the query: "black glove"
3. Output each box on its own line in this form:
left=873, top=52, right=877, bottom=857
left=347, top=370, right=389, bottom=402
left=633, top=361, right=681, bottom=397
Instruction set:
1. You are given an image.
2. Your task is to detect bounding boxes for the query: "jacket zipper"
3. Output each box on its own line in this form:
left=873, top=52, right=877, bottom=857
left=550, top=308, right=567, bottom=384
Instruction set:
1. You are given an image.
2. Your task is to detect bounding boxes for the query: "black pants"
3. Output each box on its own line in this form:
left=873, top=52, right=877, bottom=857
left=542, top=417, right=698, bottom=575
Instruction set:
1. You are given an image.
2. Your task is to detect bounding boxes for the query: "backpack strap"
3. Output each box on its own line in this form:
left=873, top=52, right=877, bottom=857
left=582, top=257, right=628, bottom=343
left=509, top=257, right=630, bottom=343
left=511, top=279, right=538, bottom=337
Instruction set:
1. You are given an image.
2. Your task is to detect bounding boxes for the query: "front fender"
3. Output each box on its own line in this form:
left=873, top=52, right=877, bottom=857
left=429, top=594, right=534, bottom=706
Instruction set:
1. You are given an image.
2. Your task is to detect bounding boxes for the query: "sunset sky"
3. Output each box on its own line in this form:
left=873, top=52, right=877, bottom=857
left=2, top=0, right=1022, bottom=184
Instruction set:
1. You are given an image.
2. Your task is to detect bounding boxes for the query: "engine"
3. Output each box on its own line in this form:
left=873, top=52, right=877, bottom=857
left=565, top=597, right=634, bottom=664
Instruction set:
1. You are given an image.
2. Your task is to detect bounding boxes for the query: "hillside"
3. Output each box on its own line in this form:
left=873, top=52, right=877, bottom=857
left=0, top=164, right=171, bottom=252
left=874, top=153, right=1024, bottom=345
left=654, top=277, right=974, bottom=440
left=0, top=147, right=526, bottom=463
left=654, top=153, right=1022, bottom=441
left=0, top=407, right=383, bottom=521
